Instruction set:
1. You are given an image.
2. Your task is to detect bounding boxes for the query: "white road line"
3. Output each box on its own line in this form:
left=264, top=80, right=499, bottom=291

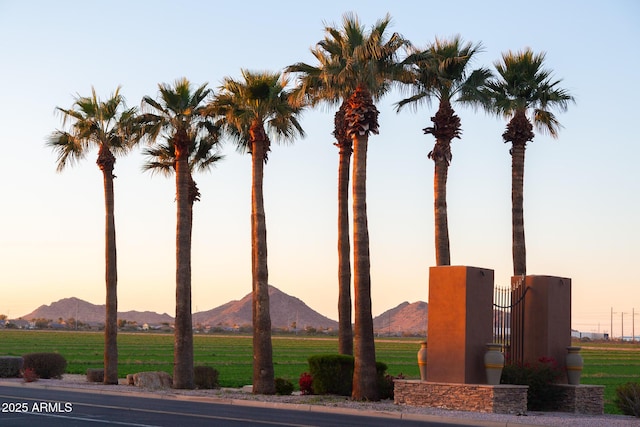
left=16, top=411, right=160, bottom=426
left=1, top=395, right=315, bottom=426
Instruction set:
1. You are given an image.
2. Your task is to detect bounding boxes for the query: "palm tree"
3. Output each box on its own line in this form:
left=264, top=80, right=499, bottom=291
left=48, top=87, right=139, bottom=384
left=481, top=49, right=574, bottom=276
left=139, top=78, right=216, bottom=389
left=285, top=19, right=365, bottom=357
left=396, top=36, right=492, bottom=266
left=289, top=13, right=406, bottom=400
left=208, top=70, right=305, bottom=394
left=287, top=14, right=409, bottom=372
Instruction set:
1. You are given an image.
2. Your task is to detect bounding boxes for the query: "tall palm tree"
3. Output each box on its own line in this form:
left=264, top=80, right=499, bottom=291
left=481, top=49, right=574, bottom=276
left=48, top=87, right=139, bottom=384
left=287, top=14, right=409, bottom=370
left=289, top=13, right=406, bottom=401
left=286, top=18, right=366, bottom=357
left=396, top=36, right=492, bottom=266
left=208, top=70, right=305, bottom=394
left=139, top=78, right=216, bottom=389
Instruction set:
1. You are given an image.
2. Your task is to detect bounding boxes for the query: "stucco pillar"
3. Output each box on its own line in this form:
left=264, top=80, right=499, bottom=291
left=426, top=266, right=494, bottom=384
left=516, top=275, right=572, bottom=376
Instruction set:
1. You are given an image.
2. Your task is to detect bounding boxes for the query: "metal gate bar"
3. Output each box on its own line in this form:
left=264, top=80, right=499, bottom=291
left=493, top=278, right=528, bottom=365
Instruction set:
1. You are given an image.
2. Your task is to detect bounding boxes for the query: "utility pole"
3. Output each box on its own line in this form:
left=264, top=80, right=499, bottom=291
left=622, top=311, right=629, bottom=341
left=611, top=307, right=616, bottom=340
left=633, top=308, right=636, bottom=342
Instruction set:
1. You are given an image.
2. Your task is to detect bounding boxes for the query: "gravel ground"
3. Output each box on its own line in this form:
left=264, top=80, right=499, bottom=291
left=1, top=375, right=639, bottom=427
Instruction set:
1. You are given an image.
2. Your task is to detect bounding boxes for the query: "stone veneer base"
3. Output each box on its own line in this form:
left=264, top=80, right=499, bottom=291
left=553, top=384, right=605, bottom=415
left=393, top=380, right=528, bottom=414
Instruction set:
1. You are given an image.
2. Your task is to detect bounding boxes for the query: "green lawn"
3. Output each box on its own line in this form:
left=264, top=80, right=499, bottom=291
left=2, top=330, right=638, bottom=414
left=577, top=342, right=640, bottom=414
left=0, top=330, right=420, bottom=388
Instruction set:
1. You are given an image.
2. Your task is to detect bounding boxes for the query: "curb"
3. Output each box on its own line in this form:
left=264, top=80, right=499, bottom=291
left=0, top=379, right=569, bottom=427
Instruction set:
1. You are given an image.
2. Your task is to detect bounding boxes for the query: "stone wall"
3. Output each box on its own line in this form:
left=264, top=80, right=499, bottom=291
left=554, top=384, right=605, bottom=415
left=394, top=380, right=528, bottom=414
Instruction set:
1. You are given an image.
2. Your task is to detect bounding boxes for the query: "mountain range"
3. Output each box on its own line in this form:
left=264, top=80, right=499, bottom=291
left=19, top=285, right=428, bottom=334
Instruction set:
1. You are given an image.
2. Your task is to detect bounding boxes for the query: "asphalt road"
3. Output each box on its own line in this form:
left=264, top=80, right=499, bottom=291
left=0, top=385, right=474, bottom=427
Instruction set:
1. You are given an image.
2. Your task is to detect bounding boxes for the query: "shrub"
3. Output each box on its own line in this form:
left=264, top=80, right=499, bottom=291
left=194, top=365, right=219, bottom=389
left=308, top=354, right=354, bottom=396
left=274, top=377, right=294, bottom=395
left=22, top=367, right=38, bottom=382
left=378, top=369, right=405, bottom=401
left=500, top=356, right=562, bottom=411
left=22, top=352, right=67, bottom=379
left=0, top=356, right=23, bottom=378
left=299, top=372, right=313, bottom=395
left=308, top=355, right=393, bottom=398
left=614, top=382, right=640, bottom=417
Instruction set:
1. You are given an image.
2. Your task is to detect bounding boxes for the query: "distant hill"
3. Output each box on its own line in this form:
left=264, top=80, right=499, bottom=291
left=373, top=301, right=428, bottom=335
left=195, top=285, right=339, bottom=330
left=18, top=289, right=428, bottom=334
left=18, top=287, right=339, bottom=330
left=20, top=297, right=173, bottom=325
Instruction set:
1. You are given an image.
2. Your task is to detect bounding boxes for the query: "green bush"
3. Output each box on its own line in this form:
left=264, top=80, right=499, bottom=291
left=614, top=382, right=640, bottom=417
left=274, top=377, right=294, bottom=395
left=376, top=363, right=404, bottom=400
left=0, top=356, right=23, bottom=378
left=501, top=356, right=562, bottom=411
left=308, top=355, right=392, bottom=398
left=22, top=352, right=67, bottom=379
left=308, top=354, right=354, bottom=396
left=194, top=365, right=219, bottom=389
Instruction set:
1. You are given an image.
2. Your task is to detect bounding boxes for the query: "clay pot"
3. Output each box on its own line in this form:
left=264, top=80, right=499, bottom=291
left=417, top=341, right=428, bottom=381
left=484, top=343, right=504, bottom=385
left=566, top=346, right=584, bottom=385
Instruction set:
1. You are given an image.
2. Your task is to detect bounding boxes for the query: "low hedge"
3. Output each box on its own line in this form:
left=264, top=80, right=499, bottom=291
left=0, top=356, right=23, bottom=378
left=22, top=352, right=67, bottom=379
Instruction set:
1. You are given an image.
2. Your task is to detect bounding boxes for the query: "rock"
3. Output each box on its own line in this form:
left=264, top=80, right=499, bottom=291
left=86, top=368, right=104, bottom=383
left=126, top=374, right=134, bottom=385
left=132, top=371, right=172, bottom=389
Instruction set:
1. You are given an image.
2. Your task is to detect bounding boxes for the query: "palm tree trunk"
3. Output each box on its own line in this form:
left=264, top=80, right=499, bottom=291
left=426, top=100, right=458, bottom=266
left=351, top=133, right=378, bottom=401
left=503, top=110, right=532, bottom=277
left=433, top=153, right=451, bottom=266
left=337, top=142, right=353, bottom=356
left=511, top=141, right=526, bottom=276
left=98, top=146, right=118, bottom=385
left=250, top=124, right=275, bottom=395
left=173, top=133, right=194, bottom=389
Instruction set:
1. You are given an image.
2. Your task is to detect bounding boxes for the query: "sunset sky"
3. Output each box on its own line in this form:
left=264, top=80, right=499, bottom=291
left=1, top=1, right=638, bottom=337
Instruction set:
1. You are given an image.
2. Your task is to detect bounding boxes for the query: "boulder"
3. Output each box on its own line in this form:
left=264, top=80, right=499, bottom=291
left=132, top=371, right=172, bottom=389
left=86, top=368, right=104, bottom=383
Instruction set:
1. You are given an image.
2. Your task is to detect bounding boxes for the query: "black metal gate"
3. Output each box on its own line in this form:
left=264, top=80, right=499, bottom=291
left=493, top=277, right=528, bottom=365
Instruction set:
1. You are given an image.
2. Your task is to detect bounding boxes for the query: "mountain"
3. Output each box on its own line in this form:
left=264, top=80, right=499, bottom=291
left=373, top=301, right=428, bottom=335
left=20, top=297, right=173, bottom=325
left=18, top=289, right=427, bottom=334
left=195, top=285, right=339, bottom=330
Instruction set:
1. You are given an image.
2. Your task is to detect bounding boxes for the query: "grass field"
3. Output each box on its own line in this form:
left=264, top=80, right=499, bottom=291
left=0, top=330, right=420, bottom=387
left=1, top=330, right=639, bottom=414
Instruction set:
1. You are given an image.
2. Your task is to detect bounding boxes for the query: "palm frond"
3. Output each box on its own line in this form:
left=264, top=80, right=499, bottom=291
left=484, top=48, right=575, bottom=138
left=49, top=87, right=140, bottom=171
left=211, top=69, right=306, bottom=157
